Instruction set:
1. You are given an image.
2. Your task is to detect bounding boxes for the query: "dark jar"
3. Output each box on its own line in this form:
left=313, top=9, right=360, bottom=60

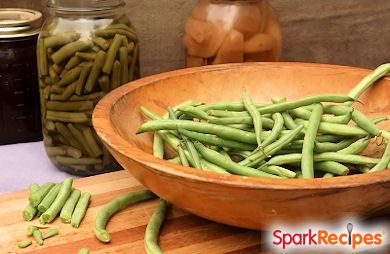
left=0, top=8, right=43, bottom=145
left=38, top=0, right=140, bottom=176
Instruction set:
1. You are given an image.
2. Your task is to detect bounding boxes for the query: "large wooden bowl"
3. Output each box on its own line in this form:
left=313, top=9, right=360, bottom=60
left=93, top=63, right=390, bottom=230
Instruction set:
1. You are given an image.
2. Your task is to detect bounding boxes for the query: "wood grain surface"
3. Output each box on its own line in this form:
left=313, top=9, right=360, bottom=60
left=0, top=170, right=266, bottom=254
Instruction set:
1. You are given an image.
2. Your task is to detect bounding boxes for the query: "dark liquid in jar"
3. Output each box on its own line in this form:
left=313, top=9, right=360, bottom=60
left=0, top=36, right=42, bottom=145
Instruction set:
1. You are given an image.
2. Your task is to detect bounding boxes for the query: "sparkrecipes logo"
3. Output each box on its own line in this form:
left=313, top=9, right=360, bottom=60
left=266, top=219, right=389, bottom=252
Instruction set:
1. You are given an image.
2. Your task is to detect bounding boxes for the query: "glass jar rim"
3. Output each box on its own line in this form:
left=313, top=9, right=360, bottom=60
left=47, top=0, right=125, bottom=12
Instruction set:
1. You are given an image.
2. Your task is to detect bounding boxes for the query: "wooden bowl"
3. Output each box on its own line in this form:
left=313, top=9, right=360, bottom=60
left=93, top=62, right=390, bottom=230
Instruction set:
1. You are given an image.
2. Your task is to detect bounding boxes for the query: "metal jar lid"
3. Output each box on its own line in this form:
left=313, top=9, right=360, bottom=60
left=0, top=8, right=42, bottom=39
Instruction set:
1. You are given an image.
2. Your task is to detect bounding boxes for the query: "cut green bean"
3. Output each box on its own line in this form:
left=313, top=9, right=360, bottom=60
left=119, top=46, right=129, bottom=83
left=111, top=60, right=121, bottom=89
left=75, top=62, right=93, bottom=95
left=95, top=28, right=137, bottom=42
left=51, top=40, right=90, bottom=64
left=40, top=178, right=73, bottom=224
left=76, top=52, right=97, bottom=61
left=42, top=228, right=59, bottom=240
left=55, top=122, right=84, bottom=151
left=128, top=43, right=139, bottom=81
left=82, top=127, right=103, bottom=158
left=94, top=190, right=156, bottom=243
left=71, top=192, right=91, bottom=228
left=57, top=66, right=82, bottom=87
left=93, top=36, right=110, bottom=50
left=17, top=240, right=32, bottom=248
left=47, top=111, right=89, bottom=123
left=47, top=101, right=94, bottom=112
left=55, top=156, right=102, bottom=165
left=98, top=74, right=111, bottom=92
left=323, top=173, right=334, bottom=178
left=67, top=123, right=94, bottom=156
left=44, top=33, right=80, bottom=49
left=60, top=189, right=81, bottom=224
left=78, top=248, right=90, bottom=254
left=64, top=56, right=82, bottom=70
left=29, top=182, right=55, bottom=208
left=85, top=50, right=107, bottom=93
left=102, top=34, right=123, bottom=74
left=23, top=184, right=40, bottom=221
left=38, top=183, right=62, bottom=213
left=33, top=229, right=44, bottom=245
left=144, top=199, right=168, bottom=254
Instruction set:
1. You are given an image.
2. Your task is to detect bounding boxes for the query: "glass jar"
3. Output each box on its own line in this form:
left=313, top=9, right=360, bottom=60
left=184, top=0, right=282, bottom=67
left=38, top=0, right=140, bottom=176
left=0, top=8, right=43, bottom=145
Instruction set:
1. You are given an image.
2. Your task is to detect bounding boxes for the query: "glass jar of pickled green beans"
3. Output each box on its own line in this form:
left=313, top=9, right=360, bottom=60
left=37, top=0, right=140, bottom=176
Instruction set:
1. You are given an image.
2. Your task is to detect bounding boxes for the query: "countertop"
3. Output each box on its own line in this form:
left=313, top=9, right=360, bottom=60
left=0, top=142, right=76, bottom=194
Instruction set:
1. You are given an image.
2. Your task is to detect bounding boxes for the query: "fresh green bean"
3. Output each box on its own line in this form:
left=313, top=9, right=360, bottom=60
left=60, top=189, right=81, bottom=224
left=316, top=134, right=345, bottom=143
left=260, top=165, right=296, bottom=178
left=314, top=139, right=358, bottom=153
left=38, top=183, right=62, bottom=213
left=178, top=129, right=256, bottom=151
left=243, top=92, right=263, bottom=147
left=40, top=178, right=73, bottom=224
left=23, top=184, right=40, bottom=221
left=323, top=173, right=334, bottom=178
left=51, top=40, right=90, bottom=64
left=119, top=46, right=129, bottom=83
left=78, top=248, right=90, bottom=254
left=144, top=199, right=168, bottom=254
left=207, top=109, right=250, bottom=118
left=153, top=132, right=165, bottom=159
left=85, top=50, right=107, bottom=92
left=208, top=116, right=274, bottom=128
left=337, top=137, right=371, bottom=154
left=184, top=138, right=202, bottom=169
left=94, top=190, right=156, bottom=243
left=33, top=229, right=44, bottom=245
left=57, top=66, right=82, bottom=87
left=47, top=111, right=89, bottom=123
left=177, top=145, right=189, bottom=167
left=29, top=182, right=55, bottom=208
left=71, top=192, right=91, bottom=228
left=315, top=161, right=350, bottom=176
left=200, top=158, right=230, bottom=174
left=111, top=60, right=121, bottom=89
left=194, top=142, right=279, bottom=178
left=178, top=105, right=212, bottom=120
left=351, top=109, right=380, bottom=136
left=290, top=107, right=351, bottom=124
left=168, top=156, right=181, bottom=165
left=17, top=240, right=32, bottom=248
left=296, top=119, right=368, bottom=136
left=102, top=34, right=123, bottom=74
left=93, top=36, right=110, bottom=50
left=42, top=228, right=59, bottom=240
left=263, top=113, right=284, bottom=147
left=137, top=120, right=258, bottom=144
left=347, top=63, right=390, bottom=104
left=267, top=153, right=381, bottom=166
left=369, top=138, right=390, bottom=172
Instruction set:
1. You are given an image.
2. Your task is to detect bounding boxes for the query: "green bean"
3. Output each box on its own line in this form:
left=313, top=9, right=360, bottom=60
left=82, top=127, right=103, bottom=158
left=93, top=36, right=110, bottom=50
left=94, top=190, right=156, bottom=243
left=107, top=23, right=136, bottom=33
left=47, top=101, right=94, bottom=112
left=119, top=46, right=129, bottom=83
left=263, top=113, right=284, bottom=147
left=229, top=151, right=252, bottom=159
left=369, top=138, right=390, bottom=172
left=290, top=107, right=351, bottom=124
left=57, top=66, right=82, bottom=87
left=347, top=63, right=390, bottom=103
left=178, top=129, right=256, bottom=151
left=351, top=109, right=380, bottom=136
left=51, top=40, right=90, bottom=64
left=55, top=82, right=77, bottom=100
left=38, top=39, right=48, bottom=77
left=76, top=62, right=93, bottom=95
left=85, top=50, right=107, bottom=93
left=70, top=92, right=105, bottom=101
left=296, top=119, right=368, bottom=137
left=42, top=228, right=59, bottom=240
left=260, top=165, right=296, bottom=178
left=197, top=102, right=268, bottom=112
left=153, top=132, right=165, bottom=159
left=315, top=161, right=350, bottom=176
left=76, top=52, right=97, bottom=61
left=178, top=105, right=212, bottom=120
left=177, top=145, right=189, bottom=167
left=64, top=56, right=82, bottom=70
left=127, top=41, right=135, bottom=53
left=111, top=60, right=121, bottom=89
left=228, top=124, right=255, bottom=131
left=208, top=116, right=274, bottom=129
left=323, top=173, right=334, bottom=178
left=239, top=125, right=304, bottom=167
left=78, top=248, right=90, bottom=254
left=38, top=183, right=62, bottom=213
left=184, top=138, right=202, bottom=169
left=26, top=225, right=40, bottom=236
left=314, top=139, right=358, bottom=153
left=137, top=120, right=258, bottom=144
left=323, top=105, right=353, bottom=116
left=67, top=123, right=94, bottom=156
left=33, top=229, right=44, bottom=245
left=338, top=137, right=371, bottom=155
left=128, top=43, right=139, bottom=81
left=168, top=156, right=181, bottom=165
left=49, top=85, right=65, bottom=94
left=49, top=65, right=59, bottom=83
left=102, top=34, right=123, bottom=74
left=29, top=182, right=55, bottom=208
left=47, top=111, right=89, bottom=123
left=44, top=33, right=80, bottom=49
left=40, top=178, right=73, bottom=224
left=23, top=184, right=40, bottom=221
left=316, top=135, right=345, bottom=143
left=372, top=116, right=388, bottom=125
left=52, top=64, right=63, bottom=74
left=194, top=142, right=279, bottom=178
left=144, top=199, right=168, bottom=254
left=207, top=110, right=250, bottom=118
left=55, top=156, right=102, bottom=165
left=71, top=192, right=91, bottom=228
left=267, top=153, right=380, bottom=166
left=54, top=122, right=84, bottom=151
left=200, top=158, right=230, bottom=174
left=243, top=92, right=263, bottom=147
left=95, top=28, right=137, bottom=42
left=60, top=189, right=81, bottom=223
left=17, top=240, right=32, bottom=248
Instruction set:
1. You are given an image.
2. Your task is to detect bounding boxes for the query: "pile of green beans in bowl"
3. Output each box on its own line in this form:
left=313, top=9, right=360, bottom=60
left=136, top=64, right=390, bottom=179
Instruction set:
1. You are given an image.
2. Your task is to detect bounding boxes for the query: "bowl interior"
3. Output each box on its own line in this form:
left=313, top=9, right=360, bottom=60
left=108, top=63, right=390, bottom=161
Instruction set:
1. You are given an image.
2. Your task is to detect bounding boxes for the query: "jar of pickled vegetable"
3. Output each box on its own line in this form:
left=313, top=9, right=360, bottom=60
left=184, top=0, right=282, bottom=67
left=38, top=0, right=140, bottom=175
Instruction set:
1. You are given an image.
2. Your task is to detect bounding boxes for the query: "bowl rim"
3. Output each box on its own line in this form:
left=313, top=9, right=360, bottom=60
left=93, top=62, right=390, bottom=191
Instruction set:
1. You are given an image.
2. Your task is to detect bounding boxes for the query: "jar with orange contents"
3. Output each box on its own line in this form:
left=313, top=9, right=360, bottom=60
left=184, top=0, right=282, bottom=67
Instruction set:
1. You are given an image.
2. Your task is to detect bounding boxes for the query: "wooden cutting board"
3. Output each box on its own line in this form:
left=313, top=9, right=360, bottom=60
left=0, top=170, right=266, bottom=254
